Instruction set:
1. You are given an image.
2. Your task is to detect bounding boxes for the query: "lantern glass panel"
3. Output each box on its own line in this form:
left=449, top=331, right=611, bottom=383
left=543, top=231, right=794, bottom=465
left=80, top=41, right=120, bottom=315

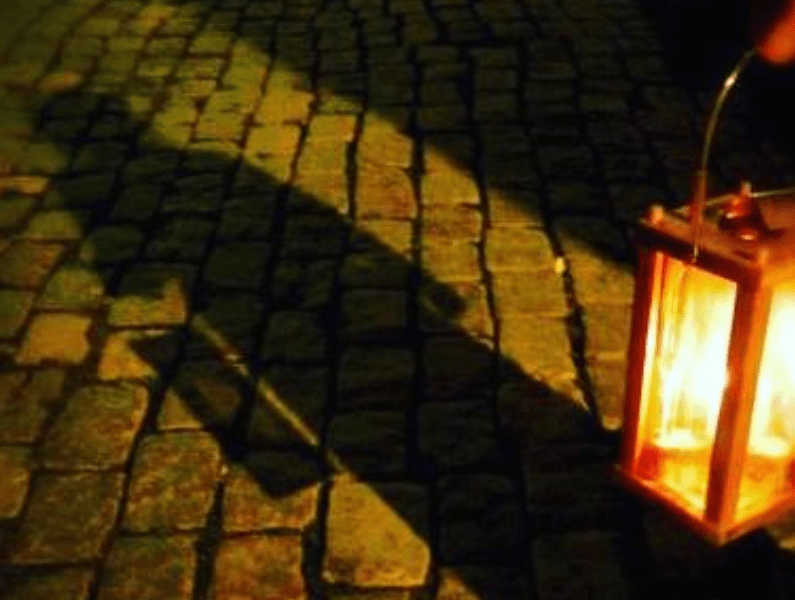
left=735, top=281, right=795, bottom=521
left=635, top=254, right=737, bottom=515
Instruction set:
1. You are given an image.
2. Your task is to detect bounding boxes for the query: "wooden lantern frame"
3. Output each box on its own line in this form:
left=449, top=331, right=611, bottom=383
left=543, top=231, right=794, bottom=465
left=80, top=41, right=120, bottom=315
left=617, top=50, right=795, bottom=544
left=617, top=204, right=795, bottom=544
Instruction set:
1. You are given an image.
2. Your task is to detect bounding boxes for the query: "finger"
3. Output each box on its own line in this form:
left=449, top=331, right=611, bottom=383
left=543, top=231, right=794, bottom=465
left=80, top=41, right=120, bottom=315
left=757, top=0, right=795, bottom=64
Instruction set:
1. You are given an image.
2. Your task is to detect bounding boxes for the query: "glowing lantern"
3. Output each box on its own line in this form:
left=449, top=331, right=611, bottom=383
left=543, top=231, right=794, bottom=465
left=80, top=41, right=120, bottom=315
left=618, top=51, right=795, bottom=544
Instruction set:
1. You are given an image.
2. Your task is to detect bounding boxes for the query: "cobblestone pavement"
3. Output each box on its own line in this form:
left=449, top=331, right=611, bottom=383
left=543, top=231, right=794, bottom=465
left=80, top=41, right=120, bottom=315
left=4, top=0, right=795, bottom=598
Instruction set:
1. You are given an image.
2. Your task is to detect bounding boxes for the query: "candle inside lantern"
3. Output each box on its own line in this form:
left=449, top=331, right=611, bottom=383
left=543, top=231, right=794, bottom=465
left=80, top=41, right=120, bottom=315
left=736, top=435, right=791, bottom=518
left=640, top=429, right=712, bottom=509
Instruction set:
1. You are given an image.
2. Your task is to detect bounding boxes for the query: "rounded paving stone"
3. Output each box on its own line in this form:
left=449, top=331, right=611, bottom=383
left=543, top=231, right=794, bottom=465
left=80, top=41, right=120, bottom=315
left=210, top=534, right=306, bottom=600
left=0, top=446, right=31, bottom=519
left=96, top=535, right=197, bottom=600
left=323, top=480, right=430, bottom=587
left=0, top=289, right=35, bottom=339
left=123, top=432, right=222, bottom=532
left=40, top=383, right=149, bottom=469
left=0, top=569, right=94, bottom=600
left=223, top=452, right=321, bottom=533
left=8, top=472, right=125, bottom=564
left=17, top=312, right=92, bottom=365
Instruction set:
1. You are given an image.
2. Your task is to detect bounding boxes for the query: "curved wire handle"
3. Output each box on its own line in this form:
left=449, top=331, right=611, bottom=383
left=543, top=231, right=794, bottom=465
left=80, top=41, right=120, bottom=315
left=690, top=49, right=756, bottom=260
left=690, top=48, right=795, bottom=258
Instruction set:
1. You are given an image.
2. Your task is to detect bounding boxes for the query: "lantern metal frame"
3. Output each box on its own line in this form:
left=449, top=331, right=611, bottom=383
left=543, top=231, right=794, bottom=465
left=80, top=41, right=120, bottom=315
left=617, top=50, right=795, bottom=545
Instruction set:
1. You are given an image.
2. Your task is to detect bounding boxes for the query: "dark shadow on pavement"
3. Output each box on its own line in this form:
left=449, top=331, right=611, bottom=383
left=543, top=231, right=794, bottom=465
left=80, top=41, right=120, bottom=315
left=3, top=0, right=795, bottom=596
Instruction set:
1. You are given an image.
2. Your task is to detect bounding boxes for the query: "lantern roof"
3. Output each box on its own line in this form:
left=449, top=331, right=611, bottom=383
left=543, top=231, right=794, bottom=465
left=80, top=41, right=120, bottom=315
left=637, top=190, right=795, bottom=287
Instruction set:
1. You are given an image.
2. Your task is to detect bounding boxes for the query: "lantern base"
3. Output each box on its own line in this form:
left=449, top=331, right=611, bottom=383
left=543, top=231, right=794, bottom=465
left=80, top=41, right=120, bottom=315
left=616, top=465, right=795, bottom=545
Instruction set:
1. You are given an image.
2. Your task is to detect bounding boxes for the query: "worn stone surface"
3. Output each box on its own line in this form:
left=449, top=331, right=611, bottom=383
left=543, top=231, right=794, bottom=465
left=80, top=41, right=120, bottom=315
left=0, top=289, right=34, bottom=338
left=0, top=446, right=30, bottom=519
left=323, top=480, right=430, bottom=587
left=261, top=310, right=326, bottom=362
left=123, top=433, right=221, bottom=532
left=0, top=194, right=36, bottom=229
left=204, top=242, right=270, bottom=288
left=0, top=368, right=65, bottom=443
left=97, top=328, right=177, bottom=382
left=337, top=347, right=414, bottom=408
left=158, top=359, right=246, bottom=432
left=40, top=383, right=148, bottom=469
left=97, top=535, right=197, bottom=600
left=20, top=209, right=84, bottom=240
left=210, top=534, right=306, bottom=600
left=17, top=312, right=92, bottom=365
left=581, top=303, right=632, bottom=362
left=588, top=358, right=627, bottom=432
left=340, top=289, right=407, bottom=342
left=436, top=567, right=530, bottom=600
left=327, top=410, right=407, bottom=476
left=498, top=316, right=576, bottom=383
left=422, top=239, right=481, bottom=282
left=224, top=452, right=321, bottom=532
left=0, top=242, right=65, bottom=288
left=485, top=226, right=557, bottom=272
left=533, top=531, right=632, bottom=600
left=36, top=263, right=105, bottom=309
left=0, top=569, right=94, bottom=600
left=524, top=443, right=624, bottom=532
left=423, top=335, right=494, bottom=398
left=437, top=475, right=525, bottom=563
left=247, top=366, right=328, bottom=447
left=108, top=264, right=196, bottom=327
left=9, top=472, right=125, bottom=564
left=79, top=226, right=144, bottom=264
left=419, top=279, right=493, bottom=337
left=491, top=270, right=569, bottom=317
left=418, top=400, right=500, bottom=471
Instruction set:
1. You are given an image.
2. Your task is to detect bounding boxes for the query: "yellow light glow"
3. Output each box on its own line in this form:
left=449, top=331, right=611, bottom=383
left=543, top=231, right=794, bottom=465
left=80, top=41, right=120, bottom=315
left=638, top=256, right=736, bottom=512
left=637, top=257, right=795, bottom=522
left=736, top=284, right=795, bottom=519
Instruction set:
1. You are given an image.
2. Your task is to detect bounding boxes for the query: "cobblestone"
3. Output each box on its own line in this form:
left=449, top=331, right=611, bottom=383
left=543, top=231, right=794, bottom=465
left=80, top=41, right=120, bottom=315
left=96, top=535, right=197, bottom=600
left=211, top=534, right=306, bottom=600
left=123, top=433, right=221, bottom=533
left=17, top=312, right=92, bottom=365
left=1, top=0, right=792, bottom=596
left=0, top=446, right=30, bottom=519
left=0, top=289, right=35, bottom=339
left=0, top=242, right=65, bottom=288
left=437, top=474, right=525, bottom=564
left=224, top=452, right=321, bottom=533
left=323, top=480, right=430, bottom=587
left=8, top=472, right=125, bottom=564
left=40, top=383, right=148, bottom=469
left=327, top=410, right=407, bottom=476
left=533, top=531, right=632, bottom=600
left=0, top=569, right=94, bottom=600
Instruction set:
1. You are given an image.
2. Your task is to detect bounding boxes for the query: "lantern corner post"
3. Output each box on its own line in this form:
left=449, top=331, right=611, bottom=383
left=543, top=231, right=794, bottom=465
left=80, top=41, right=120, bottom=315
left=704, top=278, right=772, bottom=534
left=619, top=245, right=662, bottom=474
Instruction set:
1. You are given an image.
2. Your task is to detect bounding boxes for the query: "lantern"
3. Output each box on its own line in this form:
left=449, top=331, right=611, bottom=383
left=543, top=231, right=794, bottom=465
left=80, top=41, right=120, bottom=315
left=617, top=51, right=795, bottom=544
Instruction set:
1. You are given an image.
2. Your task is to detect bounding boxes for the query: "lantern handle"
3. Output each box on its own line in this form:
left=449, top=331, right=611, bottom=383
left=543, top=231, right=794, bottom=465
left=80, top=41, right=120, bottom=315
left=690, top=49, right=757, bottom=260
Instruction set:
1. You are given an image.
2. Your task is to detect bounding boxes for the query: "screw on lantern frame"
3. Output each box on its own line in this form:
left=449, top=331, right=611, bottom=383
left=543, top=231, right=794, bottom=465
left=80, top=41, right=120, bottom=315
left=689, top=48, right=795, bottom=259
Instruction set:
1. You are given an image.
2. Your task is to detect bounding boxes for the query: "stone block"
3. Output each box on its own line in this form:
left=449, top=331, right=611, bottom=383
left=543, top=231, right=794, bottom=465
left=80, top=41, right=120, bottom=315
left=323, top=480, right=430, bottom=587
